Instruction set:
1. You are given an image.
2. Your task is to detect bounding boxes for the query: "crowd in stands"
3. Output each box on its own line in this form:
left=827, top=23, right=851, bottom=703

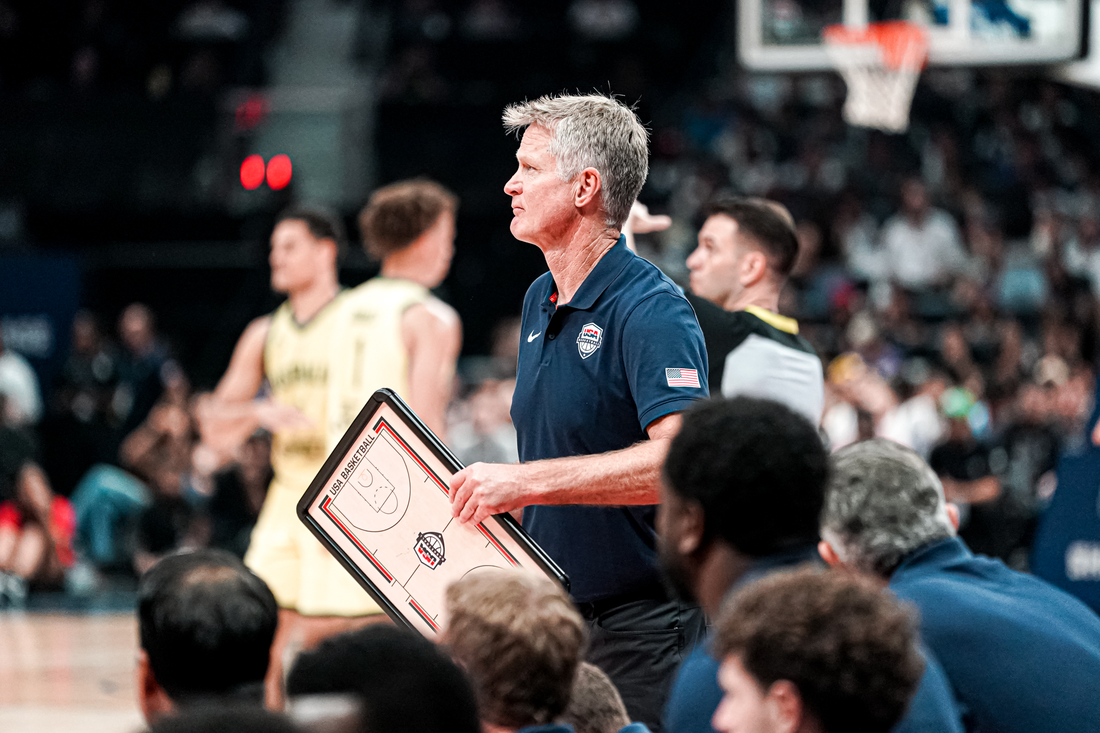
left=630, top=72, right=1100, bottom=573
left=0, top=301, right=277, bottom=603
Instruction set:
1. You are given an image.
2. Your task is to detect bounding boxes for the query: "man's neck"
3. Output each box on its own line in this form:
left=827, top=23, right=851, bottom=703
left=541, top=224, right=620, bottom=305
left=696, top=543, right=753, bottom=619
left=288, top=277, right=340, bottom=324
left=722, top=285, right=780, bottom=313
left=381, top=248, right=435, bottom=288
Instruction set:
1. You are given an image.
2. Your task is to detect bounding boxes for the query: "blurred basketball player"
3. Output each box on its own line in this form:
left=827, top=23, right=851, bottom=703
left=333, top=179, right=462, bottom=439
left=198, top=188, right=460, bottom=707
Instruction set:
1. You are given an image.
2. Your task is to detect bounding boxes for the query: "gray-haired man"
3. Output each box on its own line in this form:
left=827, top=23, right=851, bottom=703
left=447, top=93, right=710, bottom=730
left=820, top=439, right=1100, bottom=733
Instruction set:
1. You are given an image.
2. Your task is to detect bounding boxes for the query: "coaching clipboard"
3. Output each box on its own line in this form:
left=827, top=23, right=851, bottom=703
left=297, top=388, right=568, bottom=636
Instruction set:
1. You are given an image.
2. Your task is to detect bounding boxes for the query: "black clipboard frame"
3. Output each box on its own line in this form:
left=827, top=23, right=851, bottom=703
left=297, top=388, right=568, bottom=633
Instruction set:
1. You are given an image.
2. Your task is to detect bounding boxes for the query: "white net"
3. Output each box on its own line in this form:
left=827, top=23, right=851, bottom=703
left=823, top=22, right=929, bottom=134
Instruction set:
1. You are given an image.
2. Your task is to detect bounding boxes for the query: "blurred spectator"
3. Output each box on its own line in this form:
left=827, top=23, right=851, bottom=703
left=116, top=303, right=174, bottom=438
left=206, top=431, right=272, bottom=558
left=567, top=0, right=639, bottom=40
left=710, top=568, right=925, bottom=733
left=882, top=178, right=967, bottom=291
left=448, top=379, right=519, bottom=466
left=833, top=191, right=885, bottom=282
left=878, top=362, right=948, bottom=459
left=137, top=549, right=278, bottom=724
left=0, top=330, right=43, bottom=427
left=46, top=311, right=121, bottom=495
left=120, top=367, right=203, bottom=575
left=70, top=461, right=151, bottom=570
left=1063, top=213, right=1100, bottom=297
left=928, top=387, right=1023, bottom=561
left=287, top=625, right=480, bottom=733
left=999, top=382, right=1059, bottom=510
left=938, top=323, right=980, bottom=384
left=176, top=1, right=250, bottom=42
left=443, top=569, right=586, bottom=733
left=0, top=395, right=75, bottom=607
left=822, top=439, right=1100, bottom=733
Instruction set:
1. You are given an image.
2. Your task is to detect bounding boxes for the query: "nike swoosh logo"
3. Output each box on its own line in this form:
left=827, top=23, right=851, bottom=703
left=527, top=331, right=542, bottom=342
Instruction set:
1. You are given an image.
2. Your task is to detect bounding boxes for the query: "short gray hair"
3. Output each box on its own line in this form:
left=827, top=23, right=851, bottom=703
left=503, top=93, right=649, bottom=229
left=822, top=439, right=955, bottom=577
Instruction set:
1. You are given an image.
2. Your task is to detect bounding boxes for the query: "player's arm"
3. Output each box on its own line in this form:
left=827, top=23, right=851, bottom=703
left=449, top=412, right=680, bottom=525
left=402, top=298, right=462, bottom=437
left=195, top=316, right=310, bottom=450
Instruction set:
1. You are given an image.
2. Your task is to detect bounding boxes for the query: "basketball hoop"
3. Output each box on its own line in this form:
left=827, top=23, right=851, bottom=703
left=823, top=21, right=929, bottom=133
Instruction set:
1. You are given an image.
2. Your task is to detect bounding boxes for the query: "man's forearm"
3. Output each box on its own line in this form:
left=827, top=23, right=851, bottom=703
left=520, top=437, right=668, bottom=506
left=196, top=397, right=264, bottom=442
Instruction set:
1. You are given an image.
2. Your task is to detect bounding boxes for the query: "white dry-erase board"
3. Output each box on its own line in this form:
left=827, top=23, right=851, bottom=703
left=297, top=388, right=568, bottom=636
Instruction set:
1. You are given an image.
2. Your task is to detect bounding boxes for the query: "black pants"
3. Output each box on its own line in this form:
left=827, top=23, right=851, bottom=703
left=579, top=593, right=706, bottom=732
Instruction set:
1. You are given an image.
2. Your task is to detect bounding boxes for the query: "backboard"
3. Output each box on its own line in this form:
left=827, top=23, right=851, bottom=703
left=740, top=0, right=1087, bottom=69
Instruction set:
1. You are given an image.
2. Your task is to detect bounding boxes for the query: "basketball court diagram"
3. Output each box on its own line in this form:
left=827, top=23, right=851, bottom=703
left=310, top=412, right=526, bottom=634
left=332, top=430, right=411, bottom=533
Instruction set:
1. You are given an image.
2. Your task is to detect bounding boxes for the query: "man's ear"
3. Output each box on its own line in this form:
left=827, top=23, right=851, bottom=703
left=677, top=501, right=707, bottom=556
left=574, top=168, right=603, bottom=210
left=946, top=502, right=961, bottom=531
left=818, top=540, right=842, bottom=568
left=138, top=649, right=174, bottom=725
left=765, top=679, right=804, bottom=733
left=739, top=249, right=770, bottom=288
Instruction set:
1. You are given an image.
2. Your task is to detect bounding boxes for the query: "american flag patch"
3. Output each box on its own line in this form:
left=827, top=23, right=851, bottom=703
left=665, top=368, right=701, bottom=388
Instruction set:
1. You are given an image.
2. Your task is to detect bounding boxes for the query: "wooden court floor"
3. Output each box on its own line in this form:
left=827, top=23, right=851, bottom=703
left=0, top=612, right=144, bottom=733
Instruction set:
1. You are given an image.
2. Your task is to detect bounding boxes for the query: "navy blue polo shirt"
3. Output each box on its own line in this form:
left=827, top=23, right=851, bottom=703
left=511, top=236, right=708, bottom=603
left=890, top=536, right=1100, bottom=733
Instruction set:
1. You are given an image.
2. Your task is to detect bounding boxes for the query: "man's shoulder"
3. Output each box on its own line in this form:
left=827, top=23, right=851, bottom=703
left=343, top=277, right=429, bottom=305
left=892, top=547, right=1072, bottom=616
left=610, top=260, right=697, bottom=328
left=617, top=252, right=687, bottom=300
left=690, top=297, right=815, bottom=356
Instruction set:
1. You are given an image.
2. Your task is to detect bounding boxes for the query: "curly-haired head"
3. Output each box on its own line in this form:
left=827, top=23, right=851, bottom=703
left=663, top=396, right=828, bottom=556
left=444, top=569, right=586, bottom=729
left=358, top=179, right=458, bottom=259
left=713, top=567, right=924, bottom=733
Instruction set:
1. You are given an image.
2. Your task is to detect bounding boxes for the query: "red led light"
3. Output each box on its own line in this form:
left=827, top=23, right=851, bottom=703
left=266, top=154, right=293, bottom=191
left=240, top=154, right=265, bottom=190
left=235, top=94, right=269, bottom=132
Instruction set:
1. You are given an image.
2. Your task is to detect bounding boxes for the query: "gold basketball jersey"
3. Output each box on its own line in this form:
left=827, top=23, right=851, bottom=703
left=326, top=277, right=431, bottom=448
left=264, top=294, right=346, bottom=492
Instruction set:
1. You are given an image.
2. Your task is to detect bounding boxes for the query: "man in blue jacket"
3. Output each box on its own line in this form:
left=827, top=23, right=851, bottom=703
left=659, top=398, right=962, bottom=733
left=821, top=438, right=1100, bottom=733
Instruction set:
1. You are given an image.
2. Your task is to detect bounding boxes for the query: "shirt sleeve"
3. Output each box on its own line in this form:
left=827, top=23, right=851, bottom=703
left=622, top=291, right=709, bottom=430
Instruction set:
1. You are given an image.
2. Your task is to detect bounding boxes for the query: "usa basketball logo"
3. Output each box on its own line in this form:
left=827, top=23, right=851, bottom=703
left=577, top=323, right=604, bottom=359
left=414, top=531, right=446, bottom=569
